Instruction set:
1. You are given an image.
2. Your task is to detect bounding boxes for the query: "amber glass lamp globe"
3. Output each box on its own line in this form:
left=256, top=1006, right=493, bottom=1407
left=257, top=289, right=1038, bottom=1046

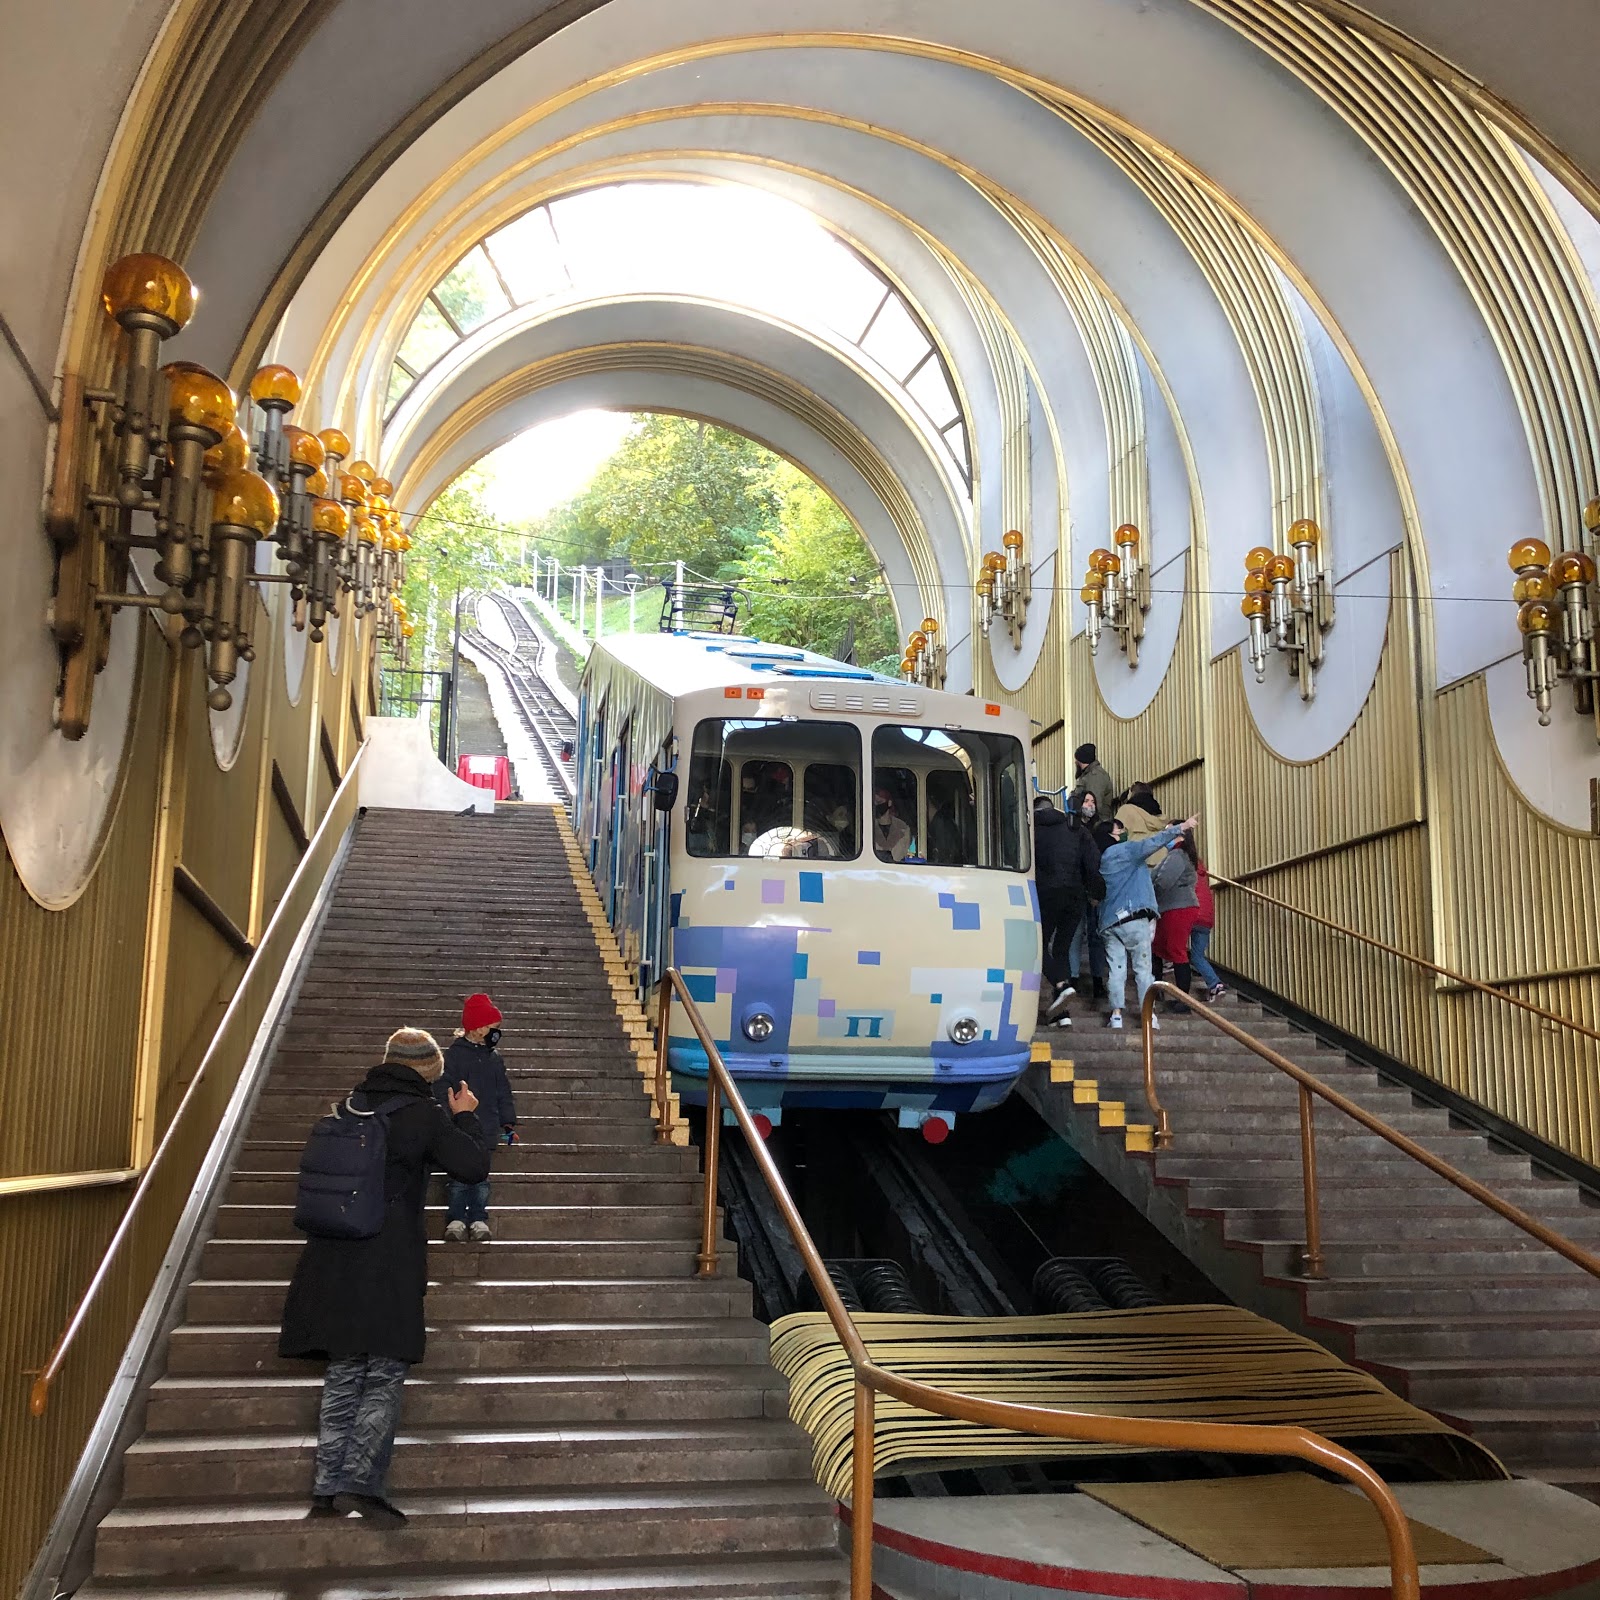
left=163, top=365, right=235, bottom=439
left=347, top=459, right=377, bottom=485
left=921, top=616, right=939, bottom=634
left=249, top=365, right=302, bottom=409
left=373, top=477, right=395, bottom=499
left=1265, top=554, right=1297, bottom=583
left=311, top=498, right=350, bottom=537
left=1244, top=546, right=1275, bottom=574
left=1551, top=551, right=1597, bottom=588
left=318, top=427, right=352, bottom=460
left=284, top=426, right=326, bottom=470
left=1288, top=518, right=1320, bottom=548
left=339, top=473, right=369, bottom=505
left=1113, top=523, right=1140, bottom=549
left=102, top=253, right=197, bottom=331
left=211, top=469, right=280, bottom=534
left=1507, top=537, right=1552, bottom=572
left=1244, top=571, right=1270, bottom=596
left=203, top=424, right=250, bottom=480
left=304, top=469, right=329, bottom=498
left=1517, top=600, right=1557, bottom=635
left=1241, top=593, right=1269, bottom=618
left=1513, top=572, right=1555, bottom=605
left=1079, top=585, right=1102, bottom=606
left=356, top=513, right=379, bottom=546
left=1002, top=530, right=1024, bottom=551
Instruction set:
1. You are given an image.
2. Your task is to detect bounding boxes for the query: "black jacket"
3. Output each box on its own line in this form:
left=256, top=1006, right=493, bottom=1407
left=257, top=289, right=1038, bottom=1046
left=1033, top=802, right=1104, bottom=899
left=279, top=1064, right=491, bottom=1365
left=434, top=1036, right=517, bottom=1129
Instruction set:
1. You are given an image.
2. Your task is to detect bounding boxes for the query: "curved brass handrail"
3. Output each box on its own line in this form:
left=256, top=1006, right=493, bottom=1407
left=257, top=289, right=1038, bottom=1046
left=1212, top=874, right=1600, bottom=1045
left=1138, top=982, right=1600, bottom=1285
left=653, top=967, right=1421, bottom=1600
left=28, top=744, right=368, bottom=1420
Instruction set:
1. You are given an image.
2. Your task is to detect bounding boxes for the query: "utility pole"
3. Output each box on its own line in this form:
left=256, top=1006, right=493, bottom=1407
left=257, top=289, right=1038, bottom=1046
left=627, top=571, right=640, bottom=633
left=576, top=565, right=586, bottom=634
left=445, top=584, right=462, bottom=769
left=671, top=559, right=685, bottom=631
left=593, top=567, right=604, bottom=640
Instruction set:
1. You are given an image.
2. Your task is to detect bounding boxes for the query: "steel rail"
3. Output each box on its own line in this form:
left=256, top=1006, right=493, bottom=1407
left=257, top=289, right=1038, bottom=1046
left=461, top=620, right=575, bottom=797
left=652, top=966, right=1422, bottom=1600
left=28, top=745, right=368, bottom=1419
left=1137, top=982, right=1600, bottom=1285
left=1213, top=874, right=1600, bottom=1045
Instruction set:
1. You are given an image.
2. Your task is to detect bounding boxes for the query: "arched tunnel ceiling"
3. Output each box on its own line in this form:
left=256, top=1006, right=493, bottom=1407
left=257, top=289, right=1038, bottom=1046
left=7, top=0, right=1600, bottom=886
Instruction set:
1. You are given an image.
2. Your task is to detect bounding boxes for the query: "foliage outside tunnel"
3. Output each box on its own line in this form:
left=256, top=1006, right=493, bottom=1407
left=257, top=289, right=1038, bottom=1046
left=398, top=415, right=901, bottom=673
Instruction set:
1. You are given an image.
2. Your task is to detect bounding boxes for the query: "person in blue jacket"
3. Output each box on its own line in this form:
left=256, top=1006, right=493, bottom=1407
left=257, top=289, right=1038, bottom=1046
left=433, top=993, right=517, bottom=1239
left=1096, top=812, right=1199, bottom=1031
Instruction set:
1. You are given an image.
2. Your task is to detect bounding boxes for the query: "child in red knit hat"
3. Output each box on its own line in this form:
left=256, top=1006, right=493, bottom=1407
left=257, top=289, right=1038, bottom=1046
left=434, top=993, right=517, bottom=1241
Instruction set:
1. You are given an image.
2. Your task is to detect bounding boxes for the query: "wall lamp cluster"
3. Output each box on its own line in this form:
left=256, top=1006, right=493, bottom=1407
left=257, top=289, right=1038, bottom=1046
left=1079, top=524, right=1149, bottom=667
left=45, top=252, right=410, bottom=736
left=1508, top=525, right=1597, bottom=729
left=1239, top=520, right=1333, bottom=701
left=975, top=530, right=1030, bottom=647
left=900, top=617, right=946, bottom=688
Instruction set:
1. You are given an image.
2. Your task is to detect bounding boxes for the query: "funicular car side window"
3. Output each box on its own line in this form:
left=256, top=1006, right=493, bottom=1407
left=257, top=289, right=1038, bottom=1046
left=686, top=719, right=862, bottom=859
left=871, top=725, right=1029, bottom=870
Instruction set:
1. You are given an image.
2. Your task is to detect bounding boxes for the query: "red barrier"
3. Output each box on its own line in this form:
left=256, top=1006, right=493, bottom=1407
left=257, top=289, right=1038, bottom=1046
left=457, top=754, right=512, bottom=800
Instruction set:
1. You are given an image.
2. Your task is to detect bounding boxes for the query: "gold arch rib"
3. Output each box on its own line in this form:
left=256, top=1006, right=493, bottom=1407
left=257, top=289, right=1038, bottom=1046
left=393, top=341, right=947, bottom=635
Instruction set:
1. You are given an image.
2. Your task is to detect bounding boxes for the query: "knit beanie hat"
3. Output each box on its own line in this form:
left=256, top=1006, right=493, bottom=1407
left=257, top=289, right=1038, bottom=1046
left=1075, top=743, right=1096, bottom=763
left=462, top=993, right=503, bottom=1033
left=384, top=1027, right=444, bottom=1081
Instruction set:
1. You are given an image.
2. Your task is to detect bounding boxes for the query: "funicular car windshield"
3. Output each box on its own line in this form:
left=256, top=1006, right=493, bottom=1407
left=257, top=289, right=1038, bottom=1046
left=871, top=725, right=1029, bottom=871
left=685, top=718, right=862, bottom=859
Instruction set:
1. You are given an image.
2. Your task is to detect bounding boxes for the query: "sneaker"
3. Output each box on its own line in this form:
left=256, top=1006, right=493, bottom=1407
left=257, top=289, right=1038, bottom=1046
left=331, top=1493, right=407, bottom=1528
left=1043, top=985, right=1076, bottom=1022
left=1052, top=1015, right=1072, bottom=1029
left=444, top=1220, right=467, bottom=1243
left=1106, top=1011, right=1123, bottom=1030
left=1206, top=983, right=1227, bottom=1002
left=308, top=1494, right=341, bottom=1518
left=469, top=1220, right=493, bottom=1242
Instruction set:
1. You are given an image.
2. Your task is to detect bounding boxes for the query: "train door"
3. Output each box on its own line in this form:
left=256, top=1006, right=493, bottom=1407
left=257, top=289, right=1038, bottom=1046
left=606, top=716, right=631, bottom=919
left=639, top=738, right=673, bottom=994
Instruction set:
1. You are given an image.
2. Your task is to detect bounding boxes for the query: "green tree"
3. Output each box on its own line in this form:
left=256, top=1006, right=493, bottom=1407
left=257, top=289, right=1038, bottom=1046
left=741, top=462, right=899, bottom=667
left=402, top=469, right=508, bottom=664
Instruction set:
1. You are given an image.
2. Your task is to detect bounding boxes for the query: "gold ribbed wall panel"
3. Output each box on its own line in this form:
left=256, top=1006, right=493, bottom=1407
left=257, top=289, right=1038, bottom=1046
left=1208, top=557, right=1422, bottom=877
left=0, top=633, right=166, bottom=1179
left=1214, top=828, right=1439, bottom=1074
left=3, top=600, right=363, bottom=1597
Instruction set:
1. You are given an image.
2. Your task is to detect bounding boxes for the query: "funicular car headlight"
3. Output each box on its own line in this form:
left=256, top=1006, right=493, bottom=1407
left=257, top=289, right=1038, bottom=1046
left=947, top=1013, right=980, bottom=1045
left=742, top=1010, right=776, bottom=1042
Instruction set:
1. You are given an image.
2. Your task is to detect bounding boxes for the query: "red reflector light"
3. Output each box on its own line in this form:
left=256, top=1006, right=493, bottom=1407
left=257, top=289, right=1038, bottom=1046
left=921, top=1116, right=950, bottom=1145
left=984, top=703, right=1001, bottom=716
left=753, top=1113, right=773, bottom=1140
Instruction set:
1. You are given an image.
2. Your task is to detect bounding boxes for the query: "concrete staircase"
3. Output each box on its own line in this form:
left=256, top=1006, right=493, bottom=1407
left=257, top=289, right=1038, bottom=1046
left=1022, top=996, right=1600, bottom=1504
left=81, top=805, right=847, bottom=1600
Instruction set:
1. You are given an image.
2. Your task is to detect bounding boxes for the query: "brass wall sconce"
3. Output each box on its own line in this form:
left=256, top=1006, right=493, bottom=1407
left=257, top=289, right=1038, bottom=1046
left=900, top=616, right=946, bottom=688
left=1240, top=519, right=1333, bottom=701
left=1508, top=528, right=1598, bottom=729
left=975, top=530, right=1030, bottom=648
left=1079, top=524, right=1149, bottom=668
left=43, top=252, right=399, bottom=735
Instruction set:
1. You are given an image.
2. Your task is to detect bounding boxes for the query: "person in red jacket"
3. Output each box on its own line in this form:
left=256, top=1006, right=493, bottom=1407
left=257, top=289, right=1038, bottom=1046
left=1190, top=858, right=1226, bottom=1002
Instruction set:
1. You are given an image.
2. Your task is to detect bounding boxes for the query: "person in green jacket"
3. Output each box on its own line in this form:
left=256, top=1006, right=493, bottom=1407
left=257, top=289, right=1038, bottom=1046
left=1069, top=744, right=1116, bottom=819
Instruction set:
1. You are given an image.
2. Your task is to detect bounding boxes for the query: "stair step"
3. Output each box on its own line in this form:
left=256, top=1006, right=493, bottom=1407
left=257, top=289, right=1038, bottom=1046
left=164, top=1319, right=775, bottom=1375
left=92, top=1483, right=840, bottom=1577
left=122, top=1419, right=816, bottom=1500
left=80, top=1553, right=848, bottom=1599
left=183, top=1277, right=752, bottom=1322
left=144, top=1365, right=790, bottom=1433
left=199, top=1239, right=720, bottom=1279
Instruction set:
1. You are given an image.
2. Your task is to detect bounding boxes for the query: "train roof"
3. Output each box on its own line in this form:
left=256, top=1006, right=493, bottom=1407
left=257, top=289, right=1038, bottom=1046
left=586, top=630, right=907, bottom=698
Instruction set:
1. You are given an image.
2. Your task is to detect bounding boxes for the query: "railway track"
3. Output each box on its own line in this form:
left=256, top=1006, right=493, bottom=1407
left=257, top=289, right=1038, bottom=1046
left=461, top=593, right=578, bottom=799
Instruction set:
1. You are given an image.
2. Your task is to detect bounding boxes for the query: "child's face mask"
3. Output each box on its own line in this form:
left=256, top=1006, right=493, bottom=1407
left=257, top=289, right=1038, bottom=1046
left=483, top=1027, right=502, bottom=1049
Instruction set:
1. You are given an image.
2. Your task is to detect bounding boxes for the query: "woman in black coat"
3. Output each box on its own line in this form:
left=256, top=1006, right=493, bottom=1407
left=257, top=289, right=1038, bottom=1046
left=279, top=1027, right=490, bottom=1526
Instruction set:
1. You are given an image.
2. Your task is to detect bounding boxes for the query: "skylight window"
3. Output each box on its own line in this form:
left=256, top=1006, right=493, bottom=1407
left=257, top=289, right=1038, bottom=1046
left=381, top=182, right=969, bottom=487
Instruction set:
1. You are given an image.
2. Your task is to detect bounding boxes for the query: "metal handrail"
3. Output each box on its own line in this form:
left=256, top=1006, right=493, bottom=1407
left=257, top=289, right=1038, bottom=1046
left=1213, top=874, right=1600, bottom=1044
left=653, top=968, right=1422, bottom=1600
left=1138, top=982, right=1600, bottom=1284
left=28, top=743, right=368, bottom=1419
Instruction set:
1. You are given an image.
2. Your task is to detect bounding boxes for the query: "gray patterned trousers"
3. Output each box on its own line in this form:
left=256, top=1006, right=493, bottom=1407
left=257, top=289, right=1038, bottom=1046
left=312, top=1354, right=409, bottom=1497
